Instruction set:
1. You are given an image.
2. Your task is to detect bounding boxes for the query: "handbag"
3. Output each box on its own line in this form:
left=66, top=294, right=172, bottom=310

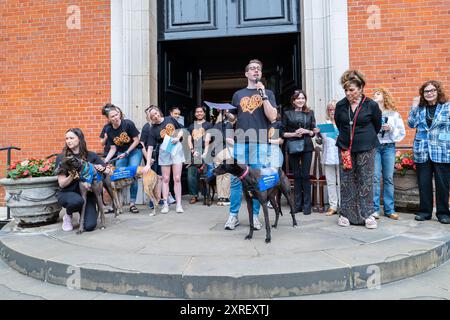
left=341, top=97, right=366, bottom=170
left=286, top=110, right=306, bottom=155
left=287, top=138, right=305, bottom=154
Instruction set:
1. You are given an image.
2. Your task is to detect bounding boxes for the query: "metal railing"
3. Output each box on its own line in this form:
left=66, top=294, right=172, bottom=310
left=0, top=146, right=21, bottom=220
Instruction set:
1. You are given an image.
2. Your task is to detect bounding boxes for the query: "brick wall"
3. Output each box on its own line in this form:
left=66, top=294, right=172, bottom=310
left=0, top=1, right=111, bottom=204
left=348, top=0, right=450, bottom=147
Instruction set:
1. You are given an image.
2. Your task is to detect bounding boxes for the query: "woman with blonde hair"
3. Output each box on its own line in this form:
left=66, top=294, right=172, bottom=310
left=372, top=88, right=405, bottom=220
left=317, top=100, right=340, bottom=216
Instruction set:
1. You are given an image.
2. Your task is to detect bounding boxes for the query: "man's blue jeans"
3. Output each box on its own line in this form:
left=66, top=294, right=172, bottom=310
left=373, top=143, right=396, bottom=215
left=115, top=148, right=143, bottom=203
left=229, top=143, right=271, bottom=217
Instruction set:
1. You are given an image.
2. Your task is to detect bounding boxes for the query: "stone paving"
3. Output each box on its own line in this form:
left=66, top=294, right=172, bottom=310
left=0, top=198, right=449, bottom=299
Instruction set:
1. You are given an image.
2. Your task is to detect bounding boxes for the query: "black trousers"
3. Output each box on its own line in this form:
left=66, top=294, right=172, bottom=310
left=416, top=160, right=450, bottom=220
left=57, top=191, right=98, bottom=231
left=289, top=151, right=313, bottom=214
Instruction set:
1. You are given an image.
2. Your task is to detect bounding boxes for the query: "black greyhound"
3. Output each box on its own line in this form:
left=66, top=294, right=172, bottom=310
left=213, top=163, right=297, bottom=243
left=59, top=156, right=119, bottom=233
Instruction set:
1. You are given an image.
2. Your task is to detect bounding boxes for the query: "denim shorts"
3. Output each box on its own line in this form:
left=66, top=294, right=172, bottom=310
left=158, top=142, right=185, bottom=166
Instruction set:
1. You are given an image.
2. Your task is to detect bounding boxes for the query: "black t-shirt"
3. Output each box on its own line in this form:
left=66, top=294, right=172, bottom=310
left=210, top=121, right=234, bottom=151
left=55, top=151, right=104, bottom=193
left=268, top=121, right=284, bottom=142
left=140, top=122, right=151, bottom=150
left=231, top=88, right=277, bottom=143
left=188, top=121, right=213, bottom=151
left=146, top=116, right=183, bottom=148
left=100, top=124, right=112, bottom=156
left=426, top=105, right=437, bottom=128
left=106, top=119, right=142, bottom=153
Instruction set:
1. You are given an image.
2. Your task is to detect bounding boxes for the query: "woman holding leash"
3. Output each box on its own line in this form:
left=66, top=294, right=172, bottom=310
left=142, top=106, right=185, bottom=214
left=104, top=105, right=143, bottom=214
left=55, top=128, right=111, bottom=232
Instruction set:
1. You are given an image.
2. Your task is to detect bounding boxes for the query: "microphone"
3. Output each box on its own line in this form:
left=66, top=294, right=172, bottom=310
left=255, top=78, right=264, bottom=97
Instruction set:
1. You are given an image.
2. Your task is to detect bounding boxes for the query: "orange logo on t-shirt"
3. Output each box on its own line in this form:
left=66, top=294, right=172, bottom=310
left=160, top=123, right=176, bottom=139
left=192, top=128, right=206, bottom=141
left=240, top=95, right=263, bottom=114
left=113, top=132, right=131, bottom=147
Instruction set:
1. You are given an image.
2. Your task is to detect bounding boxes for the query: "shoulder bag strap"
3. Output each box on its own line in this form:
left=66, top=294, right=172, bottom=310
left=349, top=96, right=367, bottom=150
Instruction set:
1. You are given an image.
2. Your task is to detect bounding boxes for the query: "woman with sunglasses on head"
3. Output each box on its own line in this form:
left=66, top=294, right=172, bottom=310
left=282, top=89, right=318, bottom=215
left=334, top=70, right=381, bottom=229
left=103, top=105, right=143, bottom=214
left=142, top=106, right=185, bottom=214
left=408, top=80, right=450, bottom=224
left=99, top=103, right=124, bottom=158
left=55, top=128, right=111, bottom=232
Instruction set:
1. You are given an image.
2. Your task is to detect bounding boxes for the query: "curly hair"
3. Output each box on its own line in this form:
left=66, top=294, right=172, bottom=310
left=340, top=70, right=366, bottom=90
left=374, top=88, right=397, bottom=111
left=419, top=80, right=448, bottom=106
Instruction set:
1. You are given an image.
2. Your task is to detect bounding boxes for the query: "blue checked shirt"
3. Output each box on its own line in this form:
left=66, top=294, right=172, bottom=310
left=408, top=102, right=450, bottom=164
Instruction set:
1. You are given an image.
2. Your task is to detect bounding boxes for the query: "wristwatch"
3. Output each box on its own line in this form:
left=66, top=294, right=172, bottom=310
left=262, top=96, right=269, bottom=101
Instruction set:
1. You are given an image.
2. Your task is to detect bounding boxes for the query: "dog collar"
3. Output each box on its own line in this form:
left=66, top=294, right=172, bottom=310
left=239, top=166, right=249, bottom=180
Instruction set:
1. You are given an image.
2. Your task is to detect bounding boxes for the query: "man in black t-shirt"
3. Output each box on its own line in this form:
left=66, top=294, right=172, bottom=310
left=224, top=59, right=278, bottom=231
left=187, top=106, right=213, bottom=204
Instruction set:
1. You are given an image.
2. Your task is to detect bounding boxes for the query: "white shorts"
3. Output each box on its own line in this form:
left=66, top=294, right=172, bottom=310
left=158, top=142, right=185, bottom=166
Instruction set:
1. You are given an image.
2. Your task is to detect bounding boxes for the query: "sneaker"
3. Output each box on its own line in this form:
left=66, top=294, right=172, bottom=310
left=253, top=215, right=262, bottom=230
left=148, top=201, right=154, bottom=209
left=224, top=215, right=240, bottom=230
left=158, top=200, right=165, bottom=207
left=222, top=198, right=230, bottom=206
left=62, top=214, right=73, bottom=232
left=176, top=205, right=184, bottom=213
left=217, top=198, right=224, bottom=206
left=161, top=205, right=170, bottom=214
left=267, top=202, right=274, bottom=209
left=168, top=193, right=176, bottom=205
left=337, top=216, right=350, bottom=227
left=371, top=211, right=380, bottom=219
left=365, top=216, right=378, bottom=229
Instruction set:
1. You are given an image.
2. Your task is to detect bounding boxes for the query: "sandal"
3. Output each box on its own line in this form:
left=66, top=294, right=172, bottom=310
left=129, top=205, right=139, bottom=214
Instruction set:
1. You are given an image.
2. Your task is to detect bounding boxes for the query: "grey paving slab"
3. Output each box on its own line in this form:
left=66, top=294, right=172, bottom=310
left=0, top=202, right=449, bottom=299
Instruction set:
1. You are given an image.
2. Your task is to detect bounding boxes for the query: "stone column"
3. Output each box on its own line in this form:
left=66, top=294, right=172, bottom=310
left=110, top=0, right=158, bottom=204
left=301, top=0, right=350, bottom=122
left=111, top=0, right=157, bottom=129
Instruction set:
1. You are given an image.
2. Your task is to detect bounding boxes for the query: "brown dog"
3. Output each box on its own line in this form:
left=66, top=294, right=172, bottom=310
left=59, top=156, right=110, bottom=234
left=109, top=166, right=161, bottom=216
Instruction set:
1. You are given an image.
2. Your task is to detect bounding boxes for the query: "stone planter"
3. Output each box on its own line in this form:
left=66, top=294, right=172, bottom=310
left=0, top=176, right=61, bottom=227
left=394, top=170, right=420, bottom=213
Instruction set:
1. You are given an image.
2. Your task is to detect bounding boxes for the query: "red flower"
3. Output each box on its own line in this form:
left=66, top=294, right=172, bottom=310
left=22, top=170, right=30, bottom=177
left=9, top=163, right=16, bottom=170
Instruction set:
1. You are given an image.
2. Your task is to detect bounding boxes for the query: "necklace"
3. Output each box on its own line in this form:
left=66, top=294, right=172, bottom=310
left=426, top=105, right=436, bottom=122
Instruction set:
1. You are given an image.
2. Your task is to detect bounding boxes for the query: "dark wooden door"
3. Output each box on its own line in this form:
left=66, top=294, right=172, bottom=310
left=275, top=32, right=301, bottom=111
left=159, top=0, right=299, bottom=40
left=158, top=44, right=200, bottom=125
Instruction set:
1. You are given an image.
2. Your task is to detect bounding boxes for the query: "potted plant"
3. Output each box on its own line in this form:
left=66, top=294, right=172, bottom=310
left=0, top=157, right=62, bottom=227
left=393, top=150, right=419, bottom=213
